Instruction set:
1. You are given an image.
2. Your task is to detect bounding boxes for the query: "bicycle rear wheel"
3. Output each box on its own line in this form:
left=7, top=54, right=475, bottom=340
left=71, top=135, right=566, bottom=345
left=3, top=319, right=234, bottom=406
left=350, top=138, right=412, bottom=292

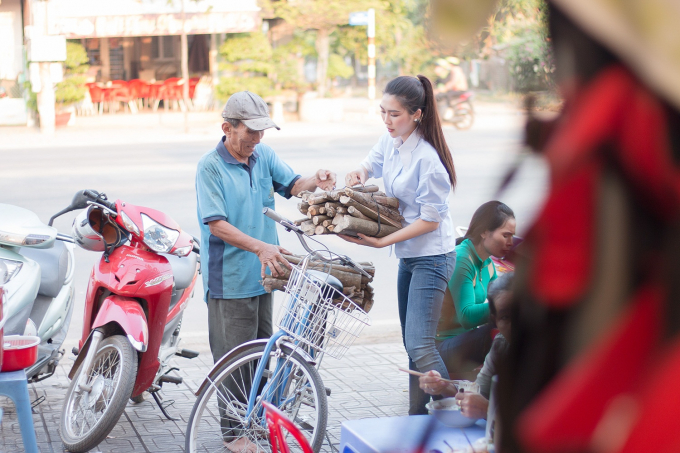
left=186, top=342, right=328, bottom=453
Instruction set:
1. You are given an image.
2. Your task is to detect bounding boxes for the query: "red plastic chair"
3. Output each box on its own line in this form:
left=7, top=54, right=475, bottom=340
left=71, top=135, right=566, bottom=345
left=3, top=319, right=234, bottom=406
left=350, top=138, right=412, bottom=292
left=87, top=84, right=108, bottom=115
left=109, top=82, right=138, bottom=113
left=262, top=401, right=313, bottom=453
left=128, top=79, right=150, bottom=109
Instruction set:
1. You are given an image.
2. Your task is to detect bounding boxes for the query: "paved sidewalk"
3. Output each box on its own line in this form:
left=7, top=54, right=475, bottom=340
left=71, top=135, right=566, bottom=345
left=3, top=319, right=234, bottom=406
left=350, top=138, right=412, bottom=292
left=0, top=340, right=410, bottom=452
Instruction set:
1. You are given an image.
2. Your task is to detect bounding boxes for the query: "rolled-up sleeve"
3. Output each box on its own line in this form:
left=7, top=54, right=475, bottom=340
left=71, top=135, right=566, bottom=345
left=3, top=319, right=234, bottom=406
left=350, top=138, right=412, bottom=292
left=416, top=170, right=451, bottom=222
left=360, top=135, right=387, bottom=179
left=196, top=161, right=228, bottom=224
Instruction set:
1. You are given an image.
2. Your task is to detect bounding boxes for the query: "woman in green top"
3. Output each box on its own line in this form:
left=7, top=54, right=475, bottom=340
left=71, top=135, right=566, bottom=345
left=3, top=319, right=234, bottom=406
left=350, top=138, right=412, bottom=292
left=436, top=201, right=516, bottom=378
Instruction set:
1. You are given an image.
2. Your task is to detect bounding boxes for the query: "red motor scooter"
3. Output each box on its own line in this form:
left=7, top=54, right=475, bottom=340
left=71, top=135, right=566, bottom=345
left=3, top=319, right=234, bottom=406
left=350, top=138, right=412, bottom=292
left=55, top=190, right=200, bottom=452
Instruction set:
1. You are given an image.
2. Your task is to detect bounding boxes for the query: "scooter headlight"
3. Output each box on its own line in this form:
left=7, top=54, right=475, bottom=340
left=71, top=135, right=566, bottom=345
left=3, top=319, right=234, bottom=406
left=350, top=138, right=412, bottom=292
left=0, top=258, right=23, bottom=284
left=141, top=214, right=179, bottom=253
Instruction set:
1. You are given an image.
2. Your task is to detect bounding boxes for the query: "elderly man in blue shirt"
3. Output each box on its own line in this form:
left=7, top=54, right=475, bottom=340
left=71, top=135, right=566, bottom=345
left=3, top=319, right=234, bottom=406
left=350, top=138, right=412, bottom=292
left=195, top=91, right=335, bottom=446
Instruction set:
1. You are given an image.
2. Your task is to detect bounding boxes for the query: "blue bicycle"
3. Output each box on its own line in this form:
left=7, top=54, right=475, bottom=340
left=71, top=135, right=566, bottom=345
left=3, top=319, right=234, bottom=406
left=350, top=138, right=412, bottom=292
left=186, top=208, right=372, bottom=453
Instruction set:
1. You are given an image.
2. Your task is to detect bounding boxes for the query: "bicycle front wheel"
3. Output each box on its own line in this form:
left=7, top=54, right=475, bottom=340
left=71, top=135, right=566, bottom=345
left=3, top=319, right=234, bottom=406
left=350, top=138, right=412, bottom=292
left=186, top=343, right=328, bottom=453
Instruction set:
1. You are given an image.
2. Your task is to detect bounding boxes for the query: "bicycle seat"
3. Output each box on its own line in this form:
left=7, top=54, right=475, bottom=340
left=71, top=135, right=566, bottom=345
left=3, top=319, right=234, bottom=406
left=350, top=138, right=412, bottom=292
left=307, top=270, right=343, bottom=299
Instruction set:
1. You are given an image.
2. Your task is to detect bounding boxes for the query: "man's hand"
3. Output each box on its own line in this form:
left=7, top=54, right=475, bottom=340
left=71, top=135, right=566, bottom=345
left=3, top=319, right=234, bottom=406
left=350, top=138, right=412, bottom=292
left=315, top=169, right=336, bottom=191
left=455, top=391, right=489, bottom=420
left=345, top=168, right=368, bottom=187
left=256, top=243, right=292, bottom=278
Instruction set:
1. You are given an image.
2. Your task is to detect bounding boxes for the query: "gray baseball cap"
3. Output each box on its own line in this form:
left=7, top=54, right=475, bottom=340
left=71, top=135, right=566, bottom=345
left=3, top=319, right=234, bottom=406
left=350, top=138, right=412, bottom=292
left=221, top=91, right=280, bottom=131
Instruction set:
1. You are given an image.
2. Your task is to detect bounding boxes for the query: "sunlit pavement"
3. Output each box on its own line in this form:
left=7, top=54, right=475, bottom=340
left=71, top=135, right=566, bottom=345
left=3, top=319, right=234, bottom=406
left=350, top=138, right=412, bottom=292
left=0, top=100, right=548, bottom=451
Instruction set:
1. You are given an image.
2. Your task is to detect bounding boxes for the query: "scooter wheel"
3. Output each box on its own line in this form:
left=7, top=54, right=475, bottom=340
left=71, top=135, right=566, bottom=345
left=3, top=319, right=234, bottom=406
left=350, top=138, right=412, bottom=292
left=60, top=335, right=138, bottom=452
left=453, top=101, right=474, bottom=130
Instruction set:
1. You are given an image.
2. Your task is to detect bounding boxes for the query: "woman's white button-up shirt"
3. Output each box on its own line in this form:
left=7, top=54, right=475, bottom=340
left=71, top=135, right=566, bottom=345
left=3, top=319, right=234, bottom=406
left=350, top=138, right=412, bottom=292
left=360, top=130, right=455, bottom=259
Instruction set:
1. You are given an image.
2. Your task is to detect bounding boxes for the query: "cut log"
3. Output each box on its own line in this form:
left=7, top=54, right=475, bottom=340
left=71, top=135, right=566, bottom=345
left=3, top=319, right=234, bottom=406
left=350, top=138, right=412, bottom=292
left=308, top=205, right=323, bottom=216
left=342, top=286, right=356, bottom=297
left=322, top=220, right=333, bottom=227
left=371, top=195, right=399, bottom=209
left=279, top=266, right=362, bottom=288
left=281, top=254, right=375, bottom=277
left=308, top=193, right=329, bottom=205
left=300, top=222, right=316, bottom=235
left=312, top=215, right=331, bottom=225
left=362, top=297, right=374, bottom=313
left=333, top=214, right=400, bottom=238
left=343, top=189, right=403, bottom=220
left=315, top=225, right=329, bottom=235
left=327, top=225, right=335, bottom=232
left=262, top=277, right=287, bottom=293
left=338, top=196, right=403, bottom=227
left=347, top=206, right=373, bottom=222
left=299, top=191, right=314, bottom=202
left=318, top=207, right=327, bottom=215
left=336, top=206, right=349, bottom=215
left=294, top=218, right=310, bottom=226
left=297, top=202, right=309, bottom=215
left=350, top=185, right=380, bottom=193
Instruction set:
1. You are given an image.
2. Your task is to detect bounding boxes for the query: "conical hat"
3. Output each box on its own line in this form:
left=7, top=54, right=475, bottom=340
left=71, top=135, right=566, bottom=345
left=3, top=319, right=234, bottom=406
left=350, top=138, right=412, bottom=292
left=551, top=0, right=680, bottom=110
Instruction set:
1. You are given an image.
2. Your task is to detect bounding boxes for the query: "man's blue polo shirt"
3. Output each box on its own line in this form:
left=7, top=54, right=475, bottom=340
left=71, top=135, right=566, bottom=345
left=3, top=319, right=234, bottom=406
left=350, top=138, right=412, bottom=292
left=195, top=136, right=300, bottom=300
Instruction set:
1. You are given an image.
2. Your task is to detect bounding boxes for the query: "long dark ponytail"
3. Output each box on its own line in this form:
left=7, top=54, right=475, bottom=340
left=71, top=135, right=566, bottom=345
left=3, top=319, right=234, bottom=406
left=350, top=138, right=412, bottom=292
left=384, top=75, right=456, bottom=189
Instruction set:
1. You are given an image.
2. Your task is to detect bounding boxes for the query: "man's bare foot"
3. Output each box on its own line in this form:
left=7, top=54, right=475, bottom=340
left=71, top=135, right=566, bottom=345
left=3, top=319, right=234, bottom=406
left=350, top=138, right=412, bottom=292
left=224, top=436, right=259, bottom=453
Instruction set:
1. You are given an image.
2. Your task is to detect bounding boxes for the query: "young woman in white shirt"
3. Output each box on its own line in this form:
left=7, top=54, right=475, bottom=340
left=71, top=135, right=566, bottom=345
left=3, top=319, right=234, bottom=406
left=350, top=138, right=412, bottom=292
left=343, top=75, right=457, bottom=415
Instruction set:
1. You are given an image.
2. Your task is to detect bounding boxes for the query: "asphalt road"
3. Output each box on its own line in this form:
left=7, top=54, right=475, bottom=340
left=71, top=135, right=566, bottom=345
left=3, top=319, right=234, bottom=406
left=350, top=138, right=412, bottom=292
left=0, top=103, right=548, bottom=348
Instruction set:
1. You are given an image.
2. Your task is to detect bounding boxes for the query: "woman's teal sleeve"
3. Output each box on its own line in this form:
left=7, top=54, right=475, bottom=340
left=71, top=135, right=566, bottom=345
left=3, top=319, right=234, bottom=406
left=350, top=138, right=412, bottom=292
left=448, top=259, right=490, bottom=330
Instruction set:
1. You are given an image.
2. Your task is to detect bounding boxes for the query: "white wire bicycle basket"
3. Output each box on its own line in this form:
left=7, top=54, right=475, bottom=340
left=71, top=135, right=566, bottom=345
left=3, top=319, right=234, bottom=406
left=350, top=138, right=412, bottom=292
left=276, top=264, right=371, bottom=360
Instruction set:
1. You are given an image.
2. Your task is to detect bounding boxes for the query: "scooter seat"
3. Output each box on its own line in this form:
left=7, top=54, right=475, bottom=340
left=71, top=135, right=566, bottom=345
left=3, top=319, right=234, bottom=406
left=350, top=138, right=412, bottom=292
left=166, top=252, right=198, bottom=291
left=20, top=241, right=69, bottom=298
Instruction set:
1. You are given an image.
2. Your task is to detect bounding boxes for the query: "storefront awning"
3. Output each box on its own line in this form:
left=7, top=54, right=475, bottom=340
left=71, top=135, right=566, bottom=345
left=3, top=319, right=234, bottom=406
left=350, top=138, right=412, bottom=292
left=45, top=0, right=261, bottom=38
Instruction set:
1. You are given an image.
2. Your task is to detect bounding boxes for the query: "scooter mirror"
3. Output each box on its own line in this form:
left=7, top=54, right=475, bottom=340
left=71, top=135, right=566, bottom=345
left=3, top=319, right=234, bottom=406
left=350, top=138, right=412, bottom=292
left=48, top=190, right=95, bottom=226
left=70, top=190, right=94, bottom=210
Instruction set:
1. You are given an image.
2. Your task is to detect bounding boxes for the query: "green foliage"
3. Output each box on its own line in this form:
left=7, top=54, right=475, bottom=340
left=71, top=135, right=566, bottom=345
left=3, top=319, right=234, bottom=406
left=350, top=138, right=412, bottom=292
left=219, top=32, right=273, bottom=66
left=215, top=76, right=274, bottom=102
left=327, top=54, right=353, bottom=80
left=217, top=32, right=276, bottom=100
left=55, top=41, right=89, bottom=107
left=485, top=0, right=554, bottom=92
left=63, top=41, right=89, bottom=73
left=271, top=31, right=316, bottom=91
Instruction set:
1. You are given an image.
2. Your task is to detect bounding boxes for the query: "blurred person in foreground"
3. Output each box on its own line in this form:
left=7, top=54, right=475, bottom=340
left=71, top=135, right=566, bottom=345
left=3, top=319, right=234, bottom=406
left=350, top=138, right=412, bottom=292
left=195, top=91, right=335, bottom=451
left=420, top=272, right=514, bottom=420
left=343, top=75, right=457, bottom=415
left=436, top=201, right=515, bottom=379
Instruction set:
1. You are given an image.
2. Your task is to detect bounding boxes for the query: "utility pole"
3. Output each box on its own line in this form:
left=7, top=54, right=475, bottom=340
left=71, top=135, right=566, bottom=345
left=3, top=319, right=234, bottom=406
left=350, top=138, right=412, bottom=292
left=181, top=0, right=190, bottom=133
left=367, top=8, right=376, bottom=116
left=350, top=9, right=377, bottom=117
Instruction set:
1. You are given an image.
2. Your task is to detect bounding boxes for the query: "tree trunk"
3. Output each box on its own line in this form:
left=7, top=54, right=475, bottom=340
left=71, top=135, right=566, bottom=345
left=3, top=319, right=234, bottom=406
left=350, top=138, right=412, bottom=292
left=316, top=27, right=330, bottom=97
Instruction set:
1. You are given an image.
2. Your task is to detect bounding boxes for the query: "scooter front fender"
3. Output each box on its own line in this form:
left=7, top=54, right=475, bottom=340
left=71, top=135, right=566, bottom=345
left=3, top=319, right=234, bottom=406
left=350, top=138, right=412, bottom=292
left=92, top=295, right=149, bottom=352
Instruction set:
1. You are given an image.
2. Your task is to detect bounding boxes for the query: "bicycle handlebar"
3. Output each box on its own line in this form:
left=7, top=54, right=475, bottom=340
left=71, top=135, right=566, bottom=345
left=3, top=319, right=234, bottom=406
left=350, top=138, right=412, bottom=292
left=262, top=207, right=372, bottom=279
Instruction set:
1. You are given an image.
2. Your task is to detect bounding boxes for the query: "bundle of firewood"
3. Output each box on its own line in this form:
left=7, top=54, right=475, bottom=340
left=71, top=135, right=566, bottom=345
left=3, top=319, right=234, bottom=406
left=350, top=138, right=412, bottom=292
left=294, top=185, right=403, bottom=238
left=261, top=254, right=375, bottom=313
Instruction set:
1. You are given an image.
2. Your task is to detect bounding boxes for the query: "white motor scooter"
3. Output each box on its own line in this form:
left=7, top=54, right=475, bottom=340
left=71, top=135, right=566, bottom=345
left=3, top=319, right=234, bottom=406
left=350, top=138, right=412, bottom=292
left=0, top=202, right=75, bottom=382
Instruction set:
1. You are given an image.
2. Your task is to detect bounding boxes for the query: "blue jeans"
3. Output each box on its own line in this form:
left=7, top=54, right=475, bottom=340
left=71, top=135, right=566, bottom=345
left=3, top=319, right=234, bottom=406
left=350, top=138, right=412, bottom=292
left=398, top=251, right=456, bottom=415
